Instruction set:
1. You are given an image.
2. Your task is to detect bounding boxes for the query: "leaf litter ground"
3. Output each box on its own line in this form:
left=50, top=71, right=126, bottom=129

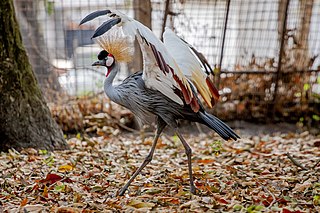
left=1, top=122, right=320, bottom=212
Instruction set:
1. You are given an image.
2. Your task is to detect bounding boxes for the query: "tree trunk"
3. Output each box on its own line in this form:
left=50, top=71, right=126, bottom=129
left=0, top=0, right=68, bottom=152
left=130, top=0, right=152, bottom=72
left=292, top=0, right=313, bottom=71
left=278, top=0, right=313, bottom=71
left=14, top=0, right=61, bottom=100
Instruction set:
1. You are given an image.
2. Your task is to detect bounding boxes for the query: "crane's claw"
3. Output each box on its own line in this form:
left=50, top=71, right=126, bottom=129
left=92, top=18, right=121, bottom=38
left=79, top=9, right=111, bottom=25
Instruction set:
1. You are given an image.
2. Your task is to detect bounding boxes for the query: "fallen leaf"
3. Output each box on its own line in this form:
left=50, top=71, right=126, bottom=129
left=127, top=199, right=155, bottom=209
left=21, top=205, right=45, bottom=212
left=38, top=173, right=63, bottom=185
left=282, top=208, right=304, bottom=213
left=314, top=140, right=320, bottom=147
left=20, top=197, right=28, bottom=207
left=144, top=188, right=163, bottom=195
left=197, top=158, right=215, bottom=164
left=43, top=185, right=49, bottom=198
left=179, top=200, right=199, bottom=210
left=58, top=164, right=74, bottom=172
left=293, top=182, right=312, bottom=192
left=56, top=206, right=81, bottom=213
left=212, top=194, right=229, bottom=204
left=158, top=197, right=180, bottom=205
left=91, top=185, right=104, bottom=192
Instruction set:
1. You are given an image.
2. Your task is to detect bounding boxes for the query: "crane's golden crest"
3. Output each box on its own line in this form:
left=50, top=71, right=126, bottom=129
left=94, top=27, right=134, bottom=63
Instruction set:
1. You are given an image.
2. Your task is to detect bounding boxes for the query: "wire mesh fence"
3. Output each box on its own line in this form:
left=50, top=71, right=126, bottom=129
left=14, top=0, right=320, bottom=125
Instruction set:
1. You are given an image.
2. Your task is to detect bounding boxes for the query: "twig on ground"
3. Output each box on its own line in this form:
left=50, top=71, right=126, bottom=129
left=195, top=123, right=204, bottom=134
left=116, top=121, right=154, bottom=139
left=263, top=186, right=277, bottom=209
left=163, top=134, right=176, bottom=145
left=286, top=152, right=308, bottom=170
left=116, top=121, right=139, bottom=133
left=312, top=158, right=320, bottom=169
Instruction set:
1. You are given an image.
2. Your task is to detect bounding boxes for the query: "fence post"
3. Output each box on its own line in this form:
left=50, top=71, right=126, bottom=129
left=272, top=0, right=290, bottom=119
left=217, top=0, right=231, bottom=88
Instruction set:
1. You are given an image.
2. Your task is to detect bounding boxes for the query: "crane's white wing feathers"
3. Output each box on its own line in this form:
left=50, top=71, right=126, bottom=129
left=163, top=28, right=204, bottom=77
left=105, top=10, right=198, bottom=109
left=163, top=28, right=219, bottom=108
left=81, top=9, right=201, bottom=111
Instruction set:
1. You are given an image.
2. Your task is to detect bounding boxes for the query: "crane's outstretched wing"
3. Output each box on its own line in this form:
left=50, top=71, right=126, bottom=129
left=80, top=10, right=201, bottom=112
left=163, top=28, right=219, bottom=108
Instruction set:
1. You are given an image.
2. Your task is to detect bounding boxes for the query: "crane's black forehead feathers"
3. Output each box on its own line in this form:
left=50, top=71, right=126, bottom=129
left=98, top=50, right=109, bottom=60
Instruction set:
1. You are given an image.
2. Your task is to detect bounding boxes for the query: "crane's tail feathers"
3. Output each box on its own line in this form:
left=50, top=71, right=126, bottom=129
left=79, top=9, right=111, bottom=25
left=199, top=112, right=240, bottom=141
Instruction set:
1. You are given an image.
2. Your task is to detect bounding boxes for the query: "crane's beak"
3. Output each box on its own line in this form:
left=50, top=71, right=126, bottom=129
left=92, top=60, right=105, bottom=66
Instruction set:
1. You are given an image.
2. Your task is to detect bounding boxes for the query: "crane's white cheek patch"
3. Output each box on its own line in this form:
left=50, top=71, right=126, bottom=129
left=106, top=57, right=114, bottom=67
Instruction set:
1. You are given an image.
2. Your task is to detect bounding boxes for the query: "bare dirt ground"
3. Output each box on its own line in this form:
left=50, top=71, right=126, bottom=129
left=1, top=122, right=319, bottom=212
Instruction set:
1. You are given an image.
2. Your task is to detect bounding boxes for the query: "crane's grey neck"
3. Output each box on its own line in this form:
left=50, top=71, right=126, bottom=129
left=104, top=63, right=119, bottom=85
left=103, top=62, right=121, bottom=103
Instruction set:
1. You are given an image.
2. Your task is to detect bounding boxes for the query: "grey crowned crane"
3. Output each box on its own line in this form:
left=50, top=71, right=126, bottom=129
left=80, top=9, right=240, bottom=196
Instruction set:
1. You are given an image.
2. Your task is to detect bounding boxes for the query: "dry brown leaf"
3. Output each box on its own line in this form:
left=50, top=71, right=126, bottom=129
left=127, top=199, right=155, bottom=209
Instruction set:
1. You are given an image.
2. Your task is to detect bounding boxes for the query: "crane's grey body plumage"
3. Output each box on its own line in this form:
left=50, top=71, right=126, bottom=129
left=104, top=62, right=239, bottom=141
left=104, top=62, right=190, bottom=126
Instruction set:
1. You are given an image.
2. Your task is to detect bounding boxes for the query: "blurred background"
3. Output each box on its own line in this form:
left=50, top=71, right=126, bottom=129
left=14, top=0, right=320, bottom=132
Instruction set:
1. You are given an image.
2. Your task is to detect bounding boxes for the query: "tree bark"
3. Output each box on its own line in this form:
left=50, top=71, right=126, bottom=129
left=130, top=0, right=152, bottom=72
left=292, top=0, right=313, bottom=71
left=278, top=0, right=313, bottom=71
left=0, top=0, right=68, bottom=152
left=14, top=0, right=61, bottom=100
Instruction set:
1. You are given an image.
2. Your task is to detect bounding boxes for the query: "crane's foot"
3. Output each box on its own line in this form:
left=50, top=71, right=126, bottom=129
left=190, top=184, right=197, bottom=194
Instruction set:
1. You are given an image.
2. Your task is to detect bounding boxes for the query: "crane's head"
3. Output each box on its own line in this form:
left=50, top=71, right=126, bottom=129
left=92, top=50, right=115, bottom=77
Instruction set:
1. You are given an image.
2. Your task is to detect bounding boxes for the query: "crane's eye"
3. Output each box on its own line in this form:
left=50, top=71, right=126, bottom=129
left=106, top=56, right=114, bottom=67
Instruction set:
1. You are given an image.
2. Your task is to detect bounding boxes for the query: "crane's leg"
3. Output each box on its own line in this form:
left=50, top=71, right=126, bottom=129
left=175, top=130, right=197, bottom=194
left=118, top=118, right=167, bottom=196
